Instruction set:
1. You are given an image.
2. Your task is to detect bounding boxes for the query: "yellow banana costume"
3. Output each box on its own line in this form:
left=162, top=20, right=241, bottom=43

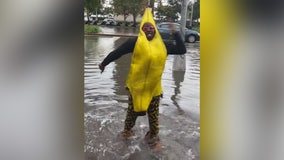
left=126, top=8, right=167, bottom=112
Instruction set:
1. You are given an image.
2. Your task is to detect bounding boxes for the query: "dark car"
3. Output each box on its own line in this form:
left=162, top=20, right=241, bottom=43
left=157, top=22, right=200, bottom=43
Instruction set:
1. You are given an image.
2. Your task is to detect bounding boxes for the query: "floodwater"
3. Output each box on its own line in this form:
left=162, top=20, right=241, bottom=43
left=84, top=27, right=200, bottom=160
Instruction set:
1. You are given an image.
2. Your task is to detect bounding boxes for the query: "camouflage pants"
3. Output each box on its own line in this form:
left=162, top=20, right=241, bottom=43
left=123, top=95, right=160, bottom=136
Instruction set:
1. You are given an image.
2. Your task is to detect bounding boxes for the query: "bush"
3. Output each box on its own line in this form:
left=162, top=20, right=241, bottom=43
left=84, top=25, right=100, bottom=34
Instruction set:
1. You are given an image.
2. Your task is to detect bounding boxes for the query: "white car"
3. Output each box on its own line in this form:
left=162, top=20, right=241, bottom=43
left=101, top=18, right=117, bottom=26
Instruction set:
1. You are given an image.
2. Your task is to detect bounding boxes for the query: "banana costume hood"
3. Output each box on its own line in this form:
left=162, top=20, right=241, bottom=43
left=126, top=8, right=167, bottom=112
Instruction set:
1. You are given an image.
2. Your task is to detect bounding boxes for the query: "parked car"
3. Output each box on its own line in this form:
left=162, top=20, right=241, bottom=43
left=157, top=22, right=200, bottom=43
left=101, top=18, right=117, bottom=26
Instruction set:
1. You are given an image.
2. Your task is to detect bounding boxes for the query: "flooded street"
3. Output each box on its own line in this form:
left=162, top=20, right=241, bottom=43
left=84, top=27, right=200, bottom=160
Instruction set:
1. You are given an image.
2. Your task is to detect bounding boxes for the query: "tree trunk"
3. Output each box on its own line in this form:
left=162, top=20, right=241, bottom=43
left=190, top=2, right=194, bottom=27
left=180, top=0, right=190, bottom=42
left=133, top=14, right=137, bottom=27
left=123, top=11, right=127, bottom=23
left=95, top=8, right=98, bottom=21
left=86, top=10, right=90, bottom=22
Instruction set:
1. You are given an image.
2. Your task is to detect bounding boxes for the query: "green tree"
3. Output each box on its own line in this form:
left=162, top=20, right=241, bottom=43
left=168, top=0, right=182, bottom=13
left=128, top=0, right=147, bottom=26
left=156, top=5, right=179, bottom=20
left=112, top=0, right=149, bottom=25
left=155, top=0, right=181, bottom=21
left=193, top=0, right=200, bottom=22
left=84, top=0, right=103, bottom=20
left=102, top=7, right=114, bottom=16
left=112, top=0, right=129, bottom=24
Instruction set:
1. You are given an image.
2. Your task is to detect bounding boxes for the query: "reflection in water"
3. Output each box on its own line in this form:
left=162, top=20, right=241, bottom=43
left=172, top=55, right=186, bottom=71
left=171, top=71, right=186, bottom=114
left=171, top=54, right=186, bottom=114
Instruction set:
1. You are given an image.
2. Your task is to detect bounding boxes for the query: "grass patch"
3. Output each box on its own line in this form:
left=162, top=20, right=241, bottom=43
left=84, top=25, right=100, bottom=34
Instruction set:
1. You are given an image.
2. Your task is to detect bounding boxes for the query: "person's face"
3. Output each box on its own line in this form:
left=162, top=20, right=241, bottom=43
left=142, top=23, right=155, bottom=41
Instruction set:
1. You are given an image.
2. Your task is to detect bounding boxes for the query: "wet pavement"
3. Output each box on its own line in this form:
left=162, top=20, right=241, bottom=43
left=84, top=26, right=200, bottom=160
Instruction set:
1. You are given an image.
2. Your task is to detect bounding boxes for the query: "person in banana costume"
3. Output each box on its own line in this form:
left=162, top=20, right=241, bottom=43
left=99, top=8, right=186, bottom=149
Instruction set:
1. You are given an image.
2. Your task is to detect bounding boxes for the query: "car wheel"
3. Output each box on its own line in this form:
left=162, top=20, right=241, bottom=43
left=187, top=35, right=196, bottom=43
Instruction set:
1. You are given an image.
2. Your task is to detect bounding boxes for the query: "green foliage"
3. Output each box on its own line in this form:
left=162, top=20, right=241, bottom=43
left=102, top=7, right=114, bottom=15
left=155, top=0, right=182, bottom=21
left=193, top=0, right=200, bottom=21
left=156, top=5, right=178, bottom=20
left=113, top=0, right=147, bottom=24
left=84, top=25, right=100, bottom=34
left=112, top=0, right=129, bottom=21
left=168, top=0, right=182, bottom=13
left=128, top=0, right=147, bottom=23
left=155, top=0, right=199, bottom=22
left=84, top=0, right=103, bottom=16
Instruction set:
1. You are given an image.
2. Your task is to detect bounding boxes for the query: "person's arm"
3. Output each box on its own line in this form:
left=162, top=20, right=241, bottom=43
left=99, top=37, right=137, bottom=72
left=166, top=31, right=187, bottom=55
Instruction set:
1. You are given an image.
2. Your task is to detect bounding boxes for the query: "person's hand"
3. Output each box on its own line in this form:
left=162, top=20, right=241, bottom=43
left=99, top=63, right=105, bottom=73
